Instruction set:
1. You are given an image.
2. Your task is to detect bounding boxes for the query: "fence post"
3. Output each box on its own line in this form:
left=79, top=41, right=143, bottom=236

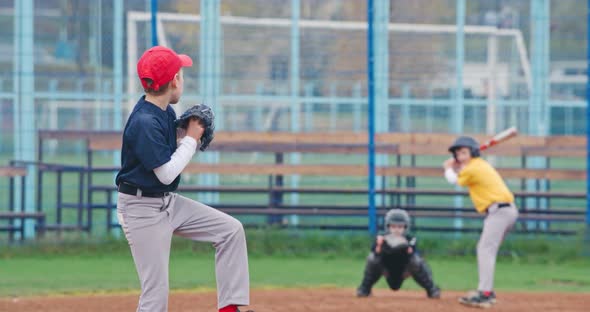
left=14, top=0, right=36, bottom=238
left=198, top=0, right=222, bottom=204
left=150, top=0, right=158, bottom=46
left=585, top=0, right=590, bottom=255
left=288, top=0, right=301, bottom=219
left=367, top=0, right=377, bottom=235
left=453, top=0, right=466, bottom=233
left=12, top=0, right=21, bottom=165
left=528, top=0, right=550, bottom=230
left=111, top=0, right=124, bottom=236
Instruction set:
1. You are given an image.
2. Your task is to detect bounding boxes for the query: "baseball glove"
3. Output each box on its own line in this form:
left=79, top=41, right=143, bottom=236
left=380, top=233, right=412, bottom=273
left=176, top=104, right=215, bottom=151
left=381, top=233, right=410, bottom=256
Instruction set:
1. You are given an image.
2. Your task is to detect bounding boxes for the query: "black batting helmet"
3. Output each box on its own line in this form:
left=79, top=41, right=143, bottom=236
left=449, top=136, right=480, bottom=157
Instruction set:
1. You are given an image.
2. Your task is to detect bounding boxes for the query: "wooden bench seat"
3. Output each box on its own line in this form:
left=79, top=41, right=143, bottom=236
left=0, top=167, right=27, bottom=177
left=181, top=163, right=586, bottom=180
left=214, top=207, right=583, bottom=222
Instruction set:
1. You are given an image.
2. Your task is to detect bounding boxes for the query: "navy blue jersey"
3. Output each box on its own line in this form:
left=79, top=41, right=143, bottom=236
left=116, top=96, right=180, bottom=193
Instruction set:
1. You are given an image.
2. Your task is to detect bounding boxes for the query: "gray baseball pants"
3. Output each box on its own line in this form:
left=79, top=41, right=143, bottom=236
left=477, top=202, right=519, bottom=292
left=117, top=192, right=250, bottom=311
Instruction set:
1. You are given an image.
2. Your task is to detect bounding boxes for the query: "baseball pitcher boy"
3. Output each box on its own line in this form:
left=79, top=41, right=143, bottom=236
left=116, top=46, right=250, bottom=312
left=444, top=136, right=519, bottom=309
left=356, top=209, right=441, bottom=299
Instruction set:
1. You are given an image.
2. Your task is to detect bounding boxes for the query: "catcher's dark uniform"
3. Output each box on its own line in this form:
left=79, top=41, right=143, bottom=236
left=357, top=233, right=440, bottom=298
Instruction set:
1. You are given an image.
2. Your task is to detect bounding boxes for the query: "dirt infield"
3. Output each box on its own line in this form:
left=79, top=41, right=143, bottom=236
left=1, top=288, right=588, bottom=312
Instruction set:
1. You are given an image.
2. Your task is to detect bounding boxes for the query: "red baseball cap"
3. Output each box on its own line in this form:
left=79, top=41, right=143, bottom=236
left=137, top=46, right=193, bottom=91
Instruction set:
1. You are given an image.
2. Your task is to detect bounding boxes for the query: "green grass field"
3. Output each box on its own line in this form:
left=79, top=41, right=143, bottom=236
left=1, top=231, right=589, bottom=297
left=1, top=254, right=589, bottom=297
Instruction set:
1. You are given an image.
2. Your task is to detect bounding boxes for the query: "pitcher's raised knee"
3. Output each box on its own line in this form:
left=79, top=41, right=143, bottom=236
left=215, top=216, right=245, bottom=245
left=229, top=218, right=246, bottom=240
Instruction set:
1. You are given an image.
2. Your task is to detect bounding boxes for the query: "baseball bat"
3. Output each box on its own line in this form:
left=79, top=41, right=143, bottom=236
left=479, top=126, right=518, bottom=151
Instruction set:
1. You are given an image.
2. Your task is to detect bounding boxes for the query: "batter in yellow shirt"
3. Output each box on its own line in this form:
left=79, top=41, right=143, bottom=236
left=457, top=158, right=514, bottom=213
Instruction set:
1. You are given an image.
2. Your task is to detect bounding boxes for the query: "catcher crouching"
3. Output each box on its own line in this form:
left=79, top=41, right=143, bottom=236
left=356, top=209, right=441, bottom=299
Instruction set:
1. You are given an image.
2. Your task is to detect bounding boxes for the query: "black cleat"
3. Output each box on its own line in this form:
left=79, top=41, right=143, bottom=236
left=356, top=287, right=371, bottom=298
left=427, top=285, right=441, bottom=299
left=458, top=291, right=495, bottom=309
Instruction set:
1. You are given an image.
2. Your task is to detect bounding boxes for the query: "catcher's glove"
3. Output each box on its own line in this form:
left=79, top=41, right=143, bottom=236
left=176, top=104, right=215, bottom=151
left=379, top=233, right=411, bottom=272
left=381, top=233, right=410, bottom=256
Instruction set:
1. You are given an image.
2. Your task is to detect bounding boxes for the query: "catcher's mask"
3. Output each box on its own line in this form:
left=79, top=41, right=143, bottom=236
left=384, top=209, right=411, bottom=233
left=448, top=136, right=480, bottom=159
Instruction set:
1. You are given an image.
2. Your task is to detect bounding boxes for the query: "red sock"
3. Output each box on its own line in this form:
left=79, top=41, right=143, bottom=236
left=219, top=305, right=238, bottom=312
left=482, top=291, right=492, bottom=297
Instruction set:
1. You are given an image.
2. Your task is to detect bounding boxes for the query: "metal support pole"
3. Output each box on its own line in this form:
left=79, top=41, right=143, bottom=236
left=374, top=0, right=389, bottom=134
left=150, top=0, right=158, bottom=46
left=531, top=0, right=547, bottom=133
left=93, top=0, right=103, bottom=130
left=9, top=176, right=14, bottom=242
left=289, top=0, right=301, bottom=222
left=291, top=0, right=301, bottom=135
left=368, top=0, right=390, bottom=234
left=113, top=0, right=123, bottom=132
left=211, top=0, right=221, bottom=204
left=487, top=34, right=498, bottom=135
left=454, top=0, right=465, bottom=131
left=11, top=0, right=22, bottom=239
left=529, top=0, right=550, bottom=229
left=212, top=0, right=222, bottom=130
left=453, top=0, right=466, bottom=232
left=198, top=0, right=221, bottom=204
left=585, top=0, right=590, bottom=253
left=20, top=0, right=35, bottom=238
left=198, top=0, right=209, bottom=204
left=486, top=33, right=498, bottom=165
left=112, top=0, right=124, bottom=236
left=367, top=0, right=377, bottom=235
left=12, top=0, right=21, bottom=163
left=56, top=170, right=63, bottom=227
left=78, top=171, right=84, bottom=229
